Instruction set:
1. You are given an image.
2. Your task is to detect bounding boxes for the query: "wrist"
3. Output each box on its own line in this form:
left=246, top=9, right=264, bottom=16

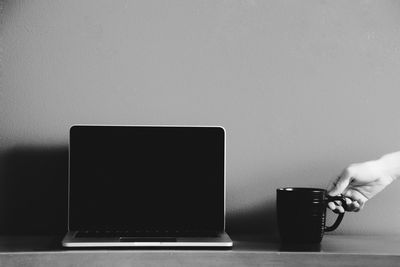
left=376, top=151, right=400, bottom=181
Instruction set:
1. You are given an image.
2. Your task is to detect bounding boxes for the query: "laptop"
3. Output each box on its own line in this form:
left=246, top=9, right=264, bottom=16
left=62, top=125, right=233, bottom=248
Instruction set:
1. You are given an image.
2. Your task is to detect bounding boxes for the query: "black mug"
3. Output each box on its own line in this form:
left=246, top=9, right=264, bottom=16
left=276, top=187, right=346, bottom=244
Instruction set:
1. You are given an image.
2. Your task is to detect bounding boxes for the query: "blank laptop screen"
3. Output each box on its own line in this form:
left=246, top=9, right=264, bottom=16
left=69, top=126, right=225, bottom=232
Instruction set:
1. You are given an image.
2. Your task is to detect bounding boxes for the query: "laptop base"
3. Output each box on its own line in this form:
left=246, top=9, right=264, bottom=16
left=62, top=231, right=233, bottom=248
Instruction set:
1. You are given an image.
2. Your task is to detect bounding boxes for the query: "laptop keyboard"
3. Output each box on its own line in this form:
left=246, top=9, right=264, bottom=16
left=75, top=230, right=219, bottom=238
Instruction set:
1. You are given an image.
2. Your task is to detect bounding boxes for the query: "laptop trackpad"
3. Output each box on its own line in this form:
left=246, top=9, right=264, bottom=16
left=120, top=237, right=177, bottom=242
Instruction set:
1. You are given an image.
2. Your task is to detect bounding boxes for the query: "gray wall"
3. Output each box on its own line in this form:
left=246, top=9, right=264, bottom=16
left=1, top=0, right=400, bottom=236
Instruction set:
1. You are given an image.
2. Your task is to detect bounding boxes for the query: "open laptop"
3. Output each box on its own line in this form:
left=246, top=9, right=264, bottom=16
left=62, top=125, right=233, bottom=248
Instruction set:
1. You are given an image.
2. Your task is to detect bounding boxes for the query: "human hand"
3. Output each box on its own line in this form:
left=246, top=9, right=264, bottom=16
left=327, top=152, right=400, bottom=213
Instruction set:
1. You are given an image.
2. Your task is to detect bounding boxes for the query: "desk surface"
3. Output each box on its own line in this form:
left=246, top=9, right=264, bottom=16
left=1, top=234, right=399, bottom=266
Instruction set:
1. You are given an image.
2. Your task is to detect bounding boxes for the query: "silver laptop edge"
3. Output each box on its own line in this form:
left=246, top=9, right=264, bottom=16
left=63, top=125, right=232, bottom=248
left=62, top=231, right=233, bottom=247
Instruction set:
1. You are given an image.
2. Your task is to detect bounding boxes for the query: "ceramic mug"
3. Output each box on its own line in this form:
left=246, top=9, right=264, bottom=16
left=276, top=187, right=346, bottom=243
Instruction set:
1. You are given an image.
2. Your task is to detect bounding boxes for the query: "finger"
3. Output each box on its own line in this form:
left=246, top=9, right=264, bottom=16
left=345, top=200, right=359, bottom=212
left=345, top=197, right=352, bottom=206
left=331, top=208, right=341, bottom=214
left=326, top=176, right=339, bottom=193
left=336, top=205, right=345, bottom=213
left=326, top=176, right=338, bottom=192
left=352, top=201, right=361, bottom=212
left=328, top=201, right=336, bottom=210
left=343, top=190, right=368, bottom=209
left=328, top=201, right=345, bottom=214
left=341, top=197, right=353, bottom=211
left=327, top=201, right=342, bottom=213
left=348, top=201, right=362, bottom=212
left=328, top=171, right=352, bottom=196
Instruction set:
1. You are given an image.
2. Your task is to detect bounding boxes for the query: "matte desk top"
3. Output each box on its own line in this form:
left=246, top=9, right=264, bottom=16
left=0, top=234, right=399, bottom=266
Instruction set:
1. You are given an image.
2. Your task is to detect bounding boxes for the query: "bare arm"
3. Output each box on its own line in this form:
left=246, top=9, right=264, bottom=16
left=327, top=151, right=400, bottom=213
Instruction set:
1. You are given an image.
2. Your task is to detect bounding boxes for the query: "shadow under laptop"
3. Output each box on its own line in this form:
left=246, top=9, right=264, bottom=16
left=0, top=145, right=68, bottom=235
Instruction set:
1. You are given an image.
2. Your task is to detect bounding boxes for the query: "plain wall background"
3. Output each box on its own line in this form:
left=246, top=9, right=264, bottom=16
left=1, top=0, right=400, bottom=236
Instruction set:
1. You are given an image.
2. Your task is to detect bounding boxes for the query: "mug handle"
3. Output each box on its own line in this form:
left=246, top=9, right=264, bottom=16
left=325, top=195, right=347, bottom=232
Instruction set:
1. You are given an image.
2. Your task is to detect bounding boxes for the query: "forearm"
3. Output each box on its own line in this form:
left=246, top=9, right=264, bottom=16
left=377, top=151, right=400, bottom=181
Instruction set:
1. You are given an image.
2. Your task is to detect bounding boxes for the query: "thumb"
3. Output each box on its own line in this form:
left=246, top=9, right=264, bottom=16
left=328, top=172, right=351, bottom=196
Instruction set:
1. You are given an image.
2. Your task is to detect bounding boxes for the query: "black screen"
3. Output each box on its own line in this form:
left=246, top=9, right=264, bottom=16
left=69, top=126, right=225, bottom=232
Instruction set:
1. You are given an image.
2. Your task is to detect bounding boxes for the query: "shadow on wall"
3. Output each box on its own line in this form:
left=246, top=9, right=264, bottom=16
left=227, top=200, right=279, bottom=241
left=0, top=145, right=278, bottom=237
left=0, top=146, right=68, bottom=234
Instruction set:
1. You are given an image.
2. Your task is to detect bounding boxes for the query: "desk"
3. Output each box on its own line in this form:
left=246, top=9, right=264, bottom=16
left=0, top=234, right=399, bottom=266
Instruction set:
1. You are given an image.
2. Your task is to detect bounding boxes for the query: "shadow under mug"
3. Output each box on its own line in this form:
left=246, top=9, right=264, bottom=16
left=276, top=187, right=346, bottom=244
